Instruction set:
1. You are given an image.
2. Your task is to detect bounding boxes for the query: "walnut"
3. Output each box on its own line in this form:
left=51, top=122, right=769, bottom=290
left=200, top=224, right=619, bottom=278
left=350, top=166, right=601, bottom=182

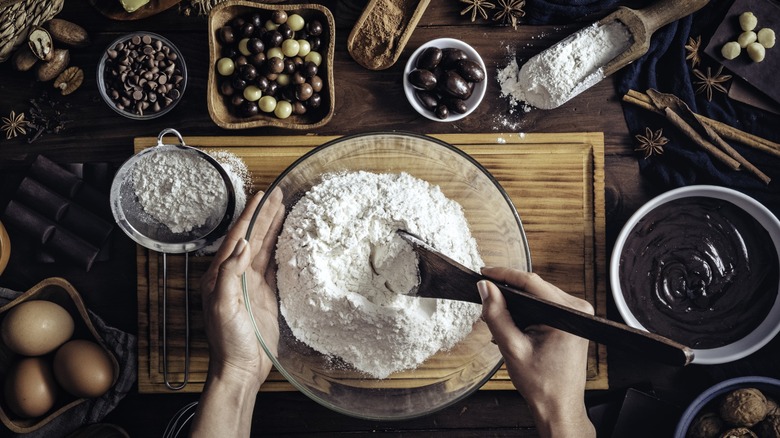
left=53, top=66, right=84, bottom=95
left=720, top=388, right=768, bottom=427
left=754, top=415, right=780, bottom=438
left=689, top=411, right=725, bottom=438
left=766, top=398, right=780, bottom=417
left=721, top=428, right=758, bottom=438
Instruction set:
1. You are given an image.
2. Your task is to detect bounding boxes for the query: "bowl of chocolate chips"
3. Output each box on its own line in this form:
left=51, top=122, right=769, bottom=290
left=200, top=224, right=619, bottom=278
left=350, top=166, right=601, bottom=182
left=207, top=1, right=335, bottom=130
left=97, top=32, right=187, bottom=120
left=404, top=38, right=487, bottom=122
left=610, top=185, right=780, bottom=365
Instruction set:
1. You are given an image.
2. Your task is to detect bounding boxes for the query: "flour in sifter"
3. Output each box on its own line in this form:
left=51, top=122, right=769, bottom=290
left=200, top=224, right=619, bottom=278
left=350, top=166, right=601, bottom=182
left=132, top=150, right=228, bottom=234
left=276, top=171, right=483, bottom=379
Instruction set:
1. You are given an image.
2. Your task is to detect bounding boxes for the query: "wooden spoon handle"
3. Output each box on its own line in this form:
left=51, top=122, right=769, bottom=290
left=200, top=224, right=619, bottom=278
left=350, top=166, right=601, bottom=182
left=636, top=0, right=710, bottom=34
left=492, top=281, right=695, bottom=366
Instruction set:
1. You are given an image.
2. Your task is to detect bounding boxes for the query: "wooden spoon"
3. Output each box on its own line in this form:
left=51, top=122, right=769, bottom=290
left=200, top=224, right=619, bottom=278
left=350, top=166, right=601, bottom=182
left=602, top=0, right=710, bottom=76
left=397, top=231, right=694, bottom=367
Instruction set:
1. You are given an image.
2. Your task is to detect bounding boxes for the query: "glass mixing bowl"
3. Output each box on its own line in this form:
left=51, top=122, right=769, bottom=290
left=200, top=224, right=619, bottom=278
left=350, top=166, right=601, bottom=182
left=243, top=132, right=531, bottom=420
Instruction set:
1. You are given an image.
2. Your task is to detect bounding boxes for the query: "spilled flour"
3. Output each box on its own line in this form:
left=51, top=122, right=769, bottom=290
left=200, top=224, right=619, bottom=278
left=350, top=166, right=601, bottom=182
left=276, top=171, right=483, bottom=378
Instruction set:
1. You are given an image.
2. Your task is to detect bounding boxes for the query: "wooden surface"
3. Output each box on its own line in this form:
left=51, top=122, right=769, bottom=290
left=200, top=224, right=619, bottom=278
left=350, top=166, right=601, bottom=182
left=133, top=132, right=607, bottom=393
left=3, top=0, right=770, bottom=436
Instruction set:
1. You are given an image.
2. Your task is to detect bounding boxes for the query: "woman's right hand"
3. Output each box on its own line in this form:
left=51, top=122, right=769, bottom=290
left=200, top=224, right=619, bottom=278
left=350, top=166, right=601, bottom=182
left=478, top=268, right=596, bottom=438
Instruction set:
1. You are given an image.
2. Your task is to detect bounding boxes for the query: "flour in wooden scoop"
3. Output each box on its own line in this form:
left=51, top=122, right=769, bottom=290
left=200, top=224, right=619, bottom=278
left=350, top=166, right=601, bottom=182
left=276, top=171, right=483, bottom=379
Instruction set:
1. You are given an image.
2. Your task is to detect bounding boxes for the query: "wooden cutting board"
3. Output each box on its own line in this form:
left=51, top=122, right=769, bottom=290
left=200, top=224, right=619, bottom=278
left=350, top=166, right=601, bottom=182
left=135, top=132, right=607, bottom=393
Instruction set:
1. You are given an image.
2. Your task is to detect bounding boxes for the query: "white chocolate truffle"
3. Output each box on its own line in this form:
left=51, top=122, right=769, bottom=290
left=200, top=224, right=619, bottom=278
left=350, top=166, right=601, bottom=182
left=721, top=41, right=742, bottom=60
left=747, top=42, right=766, bottom=62
left=738, top=31, right=757, bottom=48
left=758, top=28, right=776, bottom=48
left=740, top=12, right=758, bottom=31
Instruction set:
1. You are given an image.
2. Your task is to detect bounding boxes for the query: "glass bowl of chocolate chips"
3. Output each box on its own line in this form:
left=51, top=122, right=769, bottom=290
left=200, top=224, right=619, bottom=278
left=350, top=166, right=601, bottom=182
left=97, top=32, right=187, bottom=120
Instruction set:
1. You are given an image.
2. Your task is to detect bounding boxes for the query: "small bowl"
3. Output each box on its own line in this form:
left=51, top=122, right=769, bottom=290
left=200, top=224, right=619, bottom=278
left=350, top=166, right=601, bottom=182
left=0, top=278, right=120, bottom=433
left=207, top=1, right=336, bottom=130
left=403, top=38, right=487, bottom=122
left=611, top=185, right=780, bottom=365
left=97, top=32, right=187, bottom=120
left=674, top=376, right=780, bottom=437
left=244, top=132, right=530, bottom=420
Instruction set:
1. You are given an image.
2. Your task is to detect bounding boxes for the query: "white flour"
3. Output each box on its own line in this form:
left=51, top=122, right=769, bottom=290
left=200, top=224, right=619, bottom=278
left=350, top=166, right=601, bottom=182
left=276, top=171, right=483, bottom=379
left=132, top=150, right=228, bottom=234
left=198, top=150, right=251, bottom=254
left=498, top=21, right=631, bottom=110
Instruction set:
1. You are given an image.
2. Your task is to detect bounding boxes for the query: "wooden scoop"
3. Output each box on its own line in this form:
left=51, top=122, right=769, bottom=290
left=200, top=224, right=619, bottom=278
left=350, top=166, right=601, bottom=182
left=602, top=0, right=710, bottom=76
left=397, top=231, right=694, bottom=367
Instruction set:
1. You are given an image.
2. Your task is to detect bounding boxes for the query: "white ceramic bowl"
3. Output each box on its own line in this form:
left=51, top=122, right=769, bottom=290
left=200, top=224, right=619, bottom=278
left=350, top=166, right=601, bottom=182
left=403, top=38, right=487, bottom=122
left=674, top=376, right=780, bottom=437
left=610, top=185, right=780, bottom=364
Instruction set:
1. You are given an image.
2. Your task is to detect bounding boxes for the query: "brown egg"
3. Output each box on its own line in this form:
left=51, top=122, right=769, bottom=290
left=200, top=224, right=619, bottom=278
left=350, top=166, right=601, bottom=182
left=4, top=357, right=58, bottom=418
left=1, top=300, right=74, bottom=356
left=53, top=340, right=114, bottom=398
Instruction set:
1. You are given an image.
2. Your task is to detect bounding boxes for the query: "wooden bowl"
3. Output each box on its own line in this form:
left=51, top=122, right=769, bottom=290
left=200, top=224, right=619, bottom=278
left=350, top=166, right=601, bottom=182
left=0, top=221, right=9, bottom=276
left=207, top=1, right=335, bottom=130
left=0, top=278, right=120, bottom=434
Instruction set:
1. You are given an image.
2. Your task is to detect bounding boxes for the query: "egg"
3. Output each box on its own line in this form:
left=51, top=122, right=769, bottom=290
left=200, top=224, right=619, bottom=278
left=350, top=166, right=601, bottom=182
left=4, top=357, right=58, bottom=418
left=1, top=300, right=74, bottom=356
left=53, top=340, right=114, bottom=398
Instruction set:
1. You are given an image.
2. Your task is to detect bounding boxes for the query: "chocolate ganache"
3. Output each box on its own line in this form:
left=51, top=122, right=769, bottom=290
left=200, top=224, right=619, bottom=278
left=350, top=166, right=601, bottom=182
left=619, top=196, right=779, bottom=349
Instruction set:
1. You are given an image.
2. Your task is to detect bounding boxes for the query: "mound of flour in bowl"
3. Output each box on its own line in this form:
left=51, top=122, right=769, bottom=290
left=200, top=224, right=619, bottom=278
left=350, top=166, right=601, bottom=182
left=276, top=171, right=483, bottom=379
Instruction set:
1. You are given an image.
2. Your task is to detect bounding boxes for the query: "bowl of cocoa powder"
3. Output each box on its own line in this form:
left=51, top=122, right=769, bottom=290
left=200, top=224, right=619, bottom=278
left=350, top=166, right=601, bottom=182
left=97, top=32, right=187, bottom=120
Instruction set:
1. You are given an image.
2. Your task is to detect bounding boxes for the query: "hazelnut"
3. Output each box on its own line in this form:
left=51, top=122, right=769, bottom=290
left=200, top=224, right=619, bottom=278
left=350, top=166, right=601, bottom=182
left=719, top=388, right=768, bottom=428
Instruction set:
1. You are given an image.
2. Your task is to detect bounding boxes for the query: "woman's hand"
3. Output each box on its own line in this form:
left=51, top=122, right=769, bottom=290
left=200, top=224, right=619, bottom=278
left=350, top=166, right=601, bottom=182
left=191, top=189, right=285, bottom=437
left=478, top=267, right=596, bottom=438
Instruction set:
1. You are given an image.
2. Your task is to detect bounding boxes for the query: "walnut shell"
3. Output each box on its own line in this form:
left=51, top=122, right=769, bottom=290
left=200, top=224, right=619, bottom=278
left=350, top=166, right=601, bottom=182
left=766, top=398, right=780, bottom=417
left=53, top=66, right=84, bottom=95
left=720, top=427, right=758, bottom=438
left=720, top=388, right=768, bottom=428
left=754, top=415, right=780, bottom=438
left=689, top=411, right=725, bottom=438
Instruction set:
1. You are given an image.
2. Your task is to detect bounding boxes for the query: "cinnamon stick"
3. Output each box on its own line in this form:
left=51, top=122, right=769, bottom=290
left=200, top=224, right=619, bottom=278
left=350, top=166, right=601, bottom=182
left=699, top=119, right=771, bottom=184
left=663, top=107, right=742, bottom=171
left=623, top=90, right=780, bottom=159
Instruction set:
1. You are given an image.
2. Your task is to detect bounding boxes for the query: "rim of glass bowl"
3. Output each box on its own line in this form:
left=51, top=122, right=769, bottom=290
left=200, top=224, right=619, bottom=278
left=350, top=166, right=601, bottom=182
left=96, top=32, right=188, bottom=120
left=242, top=131, right=531, bottom=420
left=609, top=185, right=780, bottom=365
left=403, top=38, right=487, bottom=122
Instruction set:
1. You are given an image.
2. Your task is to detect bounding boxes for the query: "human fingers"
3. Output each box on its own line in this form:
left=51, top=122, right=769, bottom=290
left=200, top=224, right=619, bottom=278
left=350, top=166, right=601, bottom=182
left=481, top=268, right=593, bottom=315
left=247, top=188, right=285, bottom=269
left=212, top=239, right=252, bottom=303
left=478, top=280, right=531, bottom=360
left=210, top=191, right=266, bottom=269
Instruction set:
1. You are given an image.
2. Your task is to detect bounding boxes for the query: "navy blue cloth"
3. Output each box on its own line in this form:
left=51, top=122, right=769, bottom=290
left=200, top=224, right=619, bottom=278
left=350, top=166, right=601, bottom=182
left=526, top=0, right=780, bottom=216
left=615, top=1, right=780, bottom=217
left=524, top=0, right=622, bottom=24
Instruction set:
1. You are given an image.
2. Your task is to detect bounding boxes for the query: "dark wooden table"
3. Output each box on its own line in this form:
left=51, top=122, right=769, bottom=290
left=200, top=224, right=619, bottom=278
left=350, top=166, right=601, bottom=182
left=2, top=1, right=778, bottom=436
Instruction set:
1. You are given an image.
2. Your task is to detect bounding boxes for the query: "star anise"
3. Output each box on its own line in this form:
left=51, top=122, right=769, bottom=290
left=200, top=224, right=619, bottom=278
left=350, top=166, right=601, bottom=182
left=635, top=127, right=668, bottom=159
left=492, top=0, right=525, bottom=29
left=1, top=111, right=29, bottom=140
left=460, top=0, right=495, bottom=22
left=693, top=66, right=732, bottom=102
left=685, top=35, right=702, bottom=69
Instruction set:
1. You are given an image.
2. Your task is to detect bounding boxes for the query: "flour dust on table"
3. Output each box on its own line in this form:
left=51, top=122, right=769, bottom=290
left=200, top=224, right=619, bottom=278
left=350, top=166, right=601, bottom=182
left=276, top=171, right=483, bottom=379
